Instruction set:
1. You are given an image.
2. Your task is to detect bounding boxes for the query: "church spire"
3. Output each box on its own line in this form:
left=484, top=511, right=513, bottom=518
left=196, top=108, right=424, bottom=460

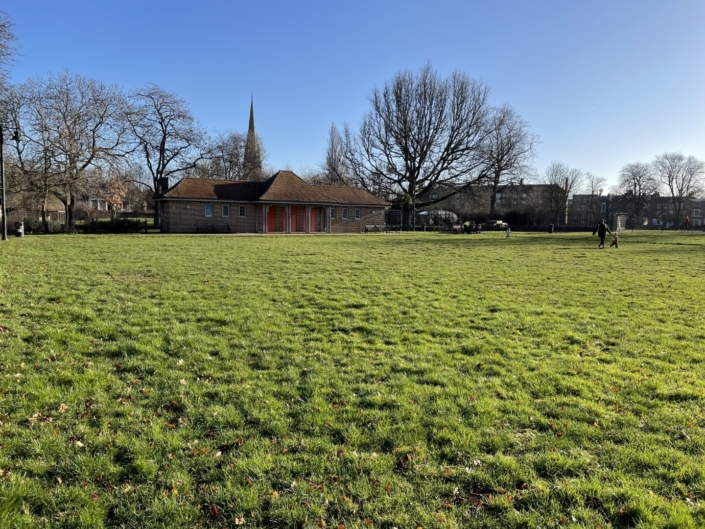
left=243, top=96, right=262, bottom=180
left=248, top=95, right=256, bottom=133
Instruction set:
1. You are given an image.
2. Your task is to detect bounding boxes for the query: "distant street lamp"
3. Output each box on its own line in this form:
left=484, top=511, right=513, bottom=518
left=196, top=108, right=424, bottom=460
left=0, top=125, right=19, bottom=241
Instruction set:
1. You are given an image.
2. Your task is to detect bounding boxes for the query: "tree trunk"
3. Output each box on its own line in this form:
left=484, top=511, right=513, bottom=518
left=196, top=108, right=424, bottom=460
left=41, top=194, right=49, bottom=233
left=153, top=179, right=162, bottom=229
left=67, top=192, right=76, bottom=231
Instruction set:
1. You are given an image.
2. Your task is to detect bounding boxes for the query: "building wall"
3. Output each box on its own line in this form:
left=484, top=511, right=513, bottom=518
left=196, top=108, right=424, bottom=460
left=161, top=201, right=259, bottom=233
left=330, top=206, right=386, bottom=233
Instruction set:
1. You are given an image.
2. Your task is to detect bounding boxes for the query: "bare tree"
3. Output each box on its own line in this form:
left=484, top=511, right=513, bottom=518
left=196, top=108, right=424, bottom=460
left=0, top=11, right=17, bottom=89
left=618, top=162, right=659, bottom=222
left=321, top=123, right=350, bottom=185
left=583, top=172, right=607, bottom=225
left=127, top=84, right=209, bottom=227
left=652, top=152, right=705, bottom=228
left=210, top=131, right=245, bottom=179
left=343, top=64, right=492, bottom=226
left=4, top=73, right=129, bottom=230
left=482, top=105, right=538, bottom=216
left=541, top=161, right=584, bottom=225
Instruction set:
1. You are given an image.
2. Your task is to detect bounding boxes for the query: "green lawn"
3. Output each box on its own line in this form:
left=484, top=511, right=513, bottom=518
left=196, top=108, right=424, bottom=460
left=1, top=231, right=704, bottom=528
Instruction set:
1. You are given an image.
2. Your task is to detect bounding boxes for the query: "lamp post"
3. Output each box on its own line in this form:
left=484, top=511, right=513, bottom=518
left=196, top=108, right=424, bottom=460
left=0, top=125, right=19, bottom=241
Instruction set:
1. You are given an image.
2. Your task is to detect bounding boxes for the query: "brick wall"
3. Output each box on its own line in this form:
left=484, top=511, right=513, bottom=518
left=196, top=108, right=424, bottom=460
left=330, top=206, right=386, bottom=233
left=161, top=201, right=260, bottom=233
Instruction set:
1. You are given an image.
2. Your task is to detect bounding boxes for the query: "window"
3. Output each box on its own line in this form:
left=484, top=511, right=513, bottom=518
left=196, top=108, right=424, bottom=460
left=600, top=203, right=606, bottom=213
left=692, top=209, right=702, bottom=218
left=330, top=207, right=335, bottom=219
left=239, top=205, right=246, bottom=217
left=204, top=204, right=213, bottom=217
left=222, top=205, right=230, bottom=217
left=694, top=219, right=703, bottom=227
left=355, top=209, right=361, bottom=220
left=342, top=208, right=348, bottom=220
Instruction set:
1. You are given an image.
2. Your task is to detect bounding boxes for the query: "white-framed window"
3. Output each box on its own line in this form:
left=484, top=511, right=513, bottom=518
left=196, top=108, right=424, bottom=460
left=692, top=209, right=701, bottom=218
left=342, top=208, right=348, bottom=220
left=330, top=207, right=335, bottom=219
left=239, top=205, right=246, bottom=217
left=204, top=204, right=213, bottom=217
left=601, top=203, right=606, bottom=213
left=222, top=205, right=230, bottom=217
left=694, top=218, right=703, bottom=227
left=355, top=208, right=361, bottom=220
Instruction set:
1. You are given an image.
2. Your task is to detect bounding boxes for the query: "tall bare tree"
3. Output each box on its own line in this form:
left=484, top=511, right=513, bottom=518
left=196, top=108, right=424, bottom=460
left=482, top=105, right=538, bottom=216
left=4, top=73, right=129, bottom=230
left=0, top=11, right=17, bottom=89
left=584, top=172, right=607, bottom=225
left=343, top=64, right=492, bottom=226
left=652, top=152, right=705, bottom=228
left=321, top=123, right=349, bottom=185
left=127, top=85, right=208, bottom=227
left=618, top=162, right=659, bottom=221
left=541, top=161, right=584, bottom=225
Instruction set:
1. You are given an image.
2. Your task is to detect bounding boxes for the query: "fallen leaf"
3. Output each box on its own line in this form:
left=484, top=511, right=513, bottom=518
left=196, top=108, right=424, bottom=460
left=271, top=491, right=279, bottom=498
left=180, top=379, right=187, bottom=385
left=234, top=516, right=245, bottom=525
left=90, top=492, right=100, bottom=501
left=177, top=359, right=184, bottom=365
left=58, top=403, right=69, bottom=413
left=209, top=504, right=220, bottom=519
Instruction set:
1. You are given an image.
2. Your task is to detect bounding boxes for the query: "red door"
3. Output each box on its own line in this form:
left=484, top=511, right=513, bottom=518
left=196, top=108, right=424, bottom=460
left=267, top=206, right=276, bottom=232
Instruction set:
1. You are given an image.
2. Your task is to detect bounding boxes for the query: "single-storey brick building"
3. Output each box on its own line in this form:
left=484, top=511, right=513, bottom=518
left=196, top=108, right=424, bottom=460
left=157, top=170, right=389, bottom=234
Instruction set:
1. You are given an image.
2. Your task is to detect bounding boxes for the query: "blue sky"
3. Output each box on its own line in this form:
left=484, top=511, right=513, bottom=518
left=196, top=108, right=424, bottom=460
left=5, top=0, right=705, bottom=189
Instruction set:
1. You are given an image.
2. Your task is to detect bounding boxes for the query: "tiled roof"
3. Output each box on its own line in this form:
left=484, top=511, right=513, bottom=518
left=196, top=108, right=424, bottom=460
left=160, top=172, right=389, bottom=206
left=316, top=186, right=389, bottom=206
left=259, top=171, right=337, bottom=203
left=162, top=178, right=268, bottom=202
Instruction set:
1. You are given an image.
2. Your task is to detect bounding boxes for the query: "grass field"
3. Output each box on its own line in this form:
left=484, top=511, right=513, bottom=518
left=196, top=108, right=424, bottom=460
left=1, top=231, right=704, bottom=528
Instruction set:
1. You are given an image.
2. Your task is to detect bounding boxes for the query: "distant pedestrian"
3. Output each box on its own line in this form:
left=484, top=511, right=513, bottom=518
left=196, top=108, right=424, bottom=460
left=506, top=227, right=511, bottom=239
left=684, top=216, right=690, bottom=230
left=610, top=232, right=619, bottom=248
left=593, top=219, right=612, bottom=249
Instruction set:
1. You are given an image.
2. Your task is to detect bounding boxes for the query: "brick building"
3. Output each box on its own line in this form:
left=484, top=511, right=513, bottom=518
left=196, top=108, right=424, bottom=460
left=157, top=170, right=388, bottom=234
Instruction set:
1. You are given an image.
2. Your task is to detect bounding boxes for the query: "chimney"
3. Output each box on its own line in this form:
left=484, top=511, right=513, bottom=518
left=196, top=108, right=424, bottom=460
left=519, top=178, right=524, bottom=186
left=564, top=177, right=569, bottom=190
left=159, top=177, right=169, bottom=193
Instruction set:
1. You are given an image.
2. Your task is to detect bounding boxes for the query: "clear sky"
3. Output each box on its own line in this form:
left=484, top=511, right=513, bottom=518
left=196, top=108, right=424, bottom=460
left=5, top=0, right=705, bottom=189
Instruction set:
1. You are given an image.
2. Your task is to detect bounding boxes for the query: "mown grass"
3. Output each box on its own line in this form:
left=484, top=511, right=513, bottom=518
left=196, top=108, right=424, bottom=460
left=1, top=231, right=704, bottom=528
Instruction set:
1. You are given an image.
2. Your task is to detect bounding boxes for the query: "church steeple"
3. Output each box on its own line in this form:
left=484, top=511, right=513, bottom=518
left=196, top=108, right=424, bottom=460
left=243, top=96, right=262, bottom=180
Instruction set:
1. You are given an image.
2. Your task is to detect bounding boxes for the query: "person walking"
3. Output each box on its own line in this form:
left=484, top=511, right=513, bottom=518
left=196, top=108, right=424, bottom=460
left=505, top=227, right=511, bottom=239
left=610, top=232, right=620, bottom=248
left=593, top=219, right=612, bottom=248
